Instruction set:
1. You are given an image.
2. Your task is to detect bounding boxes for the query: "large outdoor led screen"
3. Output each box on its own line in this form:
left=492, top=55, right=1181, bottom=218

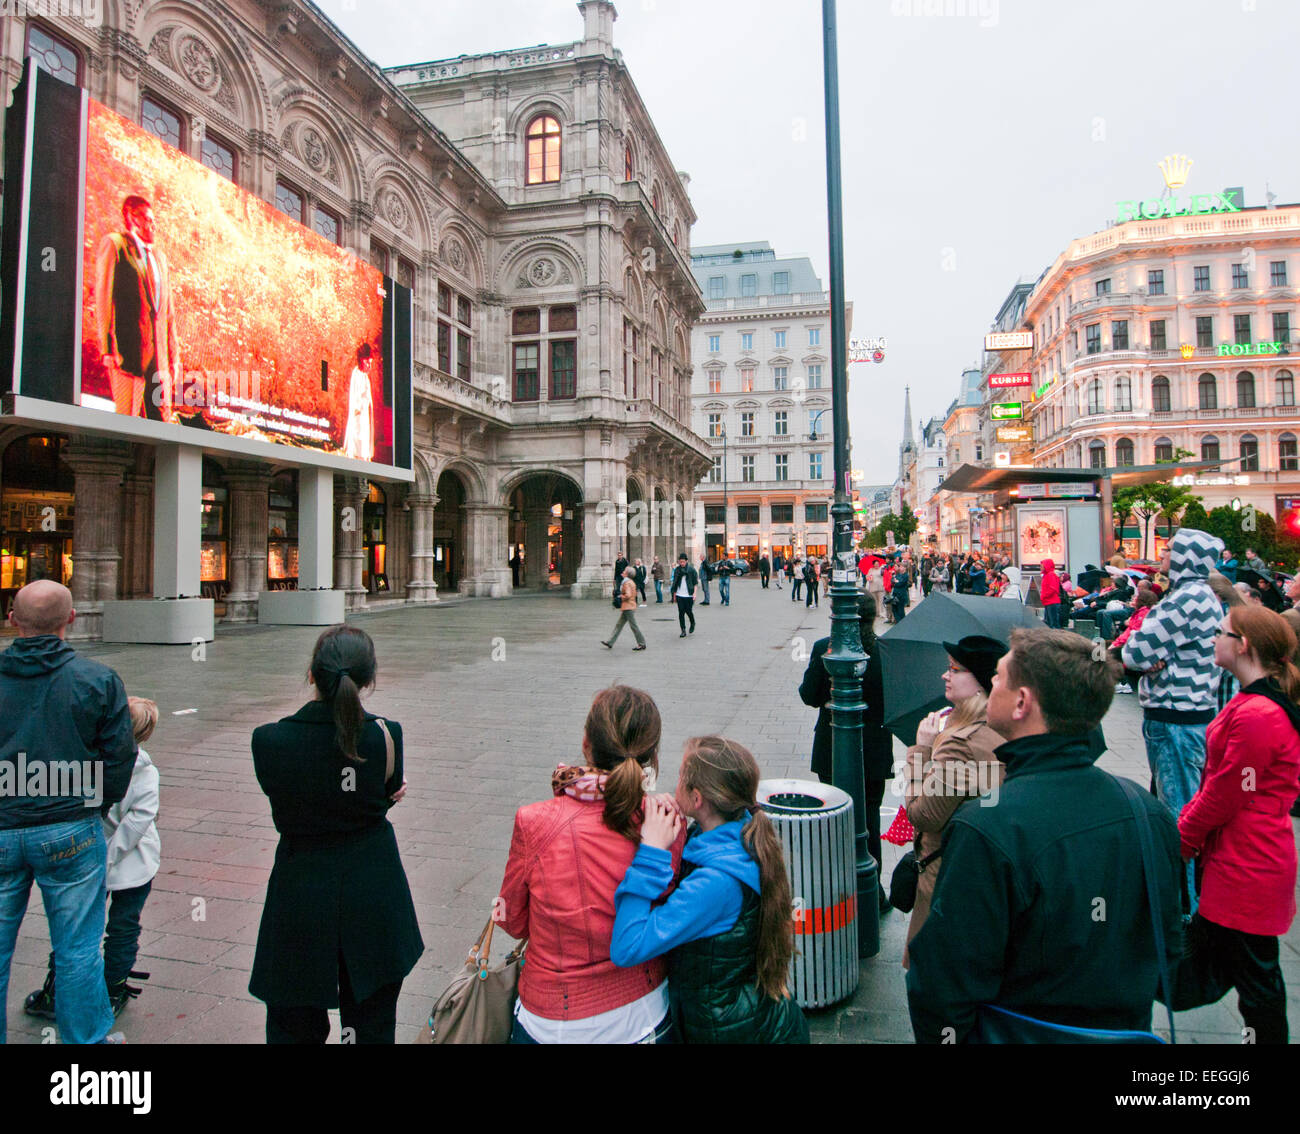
left=1, top=62, right=412, bottom=473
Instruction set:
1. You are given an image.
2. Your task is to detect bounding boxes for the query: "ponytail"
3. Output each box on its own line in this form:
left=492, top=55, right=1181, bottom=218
left=332, top=672, right=365, bottom=762
left=582, top=685, right=661, bottom=842
left=602, top=754, right=647, bottom=842
left=1277, top=659, right=1300, bottom=706
left=741, top=808, right=795, bottom=1001
left=308, top=625, right=377, bottom=763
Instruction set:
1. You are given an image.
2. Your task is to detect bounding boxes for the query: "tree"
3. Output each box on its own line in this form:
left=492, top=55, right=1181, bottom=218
left=1142, top=481, right=1201, bottom=553
left=1112, top=486, right=1141, bottom=550
left=868, top=504, right=919, bottom=548
left=895, top=502, right=919, bottom=545
left=1181, top=500, right=1209, bottom=533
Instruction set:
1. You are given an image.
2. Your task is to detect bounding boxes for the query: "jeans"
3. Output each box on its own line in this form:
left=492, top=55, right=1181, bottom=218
left=44, top=878, right=153, bottom=993
left=0, top=817, right=114, bottom=1044
left=607, top=610, right=646, bottom=647
left=266, top=957, right=403, bottom=1044
left=701, top=578, right=710, bottom=604
left=676, top=596, right=695, bottom=633
left=791, top=578, right=802, bottom=601
left=1142, top=716, right=1208, bottom=913
left=719, top=575, right=730, bottom=605
left=654, top=580, right=663, bottom=603
left=1043, top=602, right=1062, bottom=629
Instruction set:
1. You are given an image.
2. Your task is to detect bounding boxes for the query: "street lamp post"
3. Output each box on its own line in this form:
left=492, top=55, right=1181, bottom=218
left=809, top=407, right=830, bottom=442
left=721, top=424, right=728, bottom=565
left=818, top=0, right=876, bottom=958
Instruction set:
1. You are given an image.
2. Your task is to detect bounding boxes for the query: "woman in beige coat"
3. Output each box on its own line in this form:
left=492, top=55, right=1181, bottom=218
left=902, top=635, right=1008, bottom=968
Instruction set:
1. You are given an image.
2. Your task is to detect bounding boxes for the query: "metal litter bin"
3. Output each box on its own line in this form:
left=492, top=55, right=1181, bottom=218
left=759, top=778, right=858, bottom=1009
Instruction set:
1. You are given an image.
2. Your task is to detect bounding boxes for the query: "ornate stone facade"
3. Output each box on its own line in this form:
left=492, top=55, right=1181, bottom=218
left=0, top=0, right=710, bottom=634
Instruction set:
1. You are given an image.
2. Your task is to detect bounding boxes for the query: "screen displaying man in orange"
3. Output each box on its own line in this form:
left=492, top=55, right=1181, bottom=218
left=92, top=194, right=181, bottom=422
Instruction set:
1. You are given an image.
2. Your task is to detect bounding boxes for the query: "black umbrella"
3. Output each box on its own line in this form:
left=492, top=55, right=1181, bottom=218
left=875, top=592, right=1041, bottom=745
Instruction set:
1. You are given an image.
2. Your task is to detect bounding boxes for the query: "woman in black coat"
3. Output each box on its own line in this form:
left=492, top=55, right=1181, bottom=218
left=249, top=625, right=423, bottom=1043
left=797, top=592, right=895, bottom=912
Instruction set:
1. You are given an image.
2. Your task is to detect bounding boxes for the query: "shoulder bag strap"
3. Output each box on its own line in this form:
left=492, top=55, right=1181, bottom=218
left=1118, top=776, right=1177, bottom=1044
left=375, top=717, right=395, bottom=784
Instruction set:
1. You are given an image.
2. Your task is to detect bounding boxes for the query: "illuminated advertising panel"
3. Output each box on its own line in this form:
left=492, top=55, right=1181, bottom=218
left=984, top=332, right=1033, bottom=351
left=1, top=63, right=412, bottom=476
left=989, top=372, right=1032, bottom=388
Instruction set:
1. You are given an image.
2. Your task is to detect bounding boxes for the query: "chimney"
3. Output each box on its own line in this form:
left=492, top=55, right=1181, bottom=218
left=577, top=0, right=617, bottom=54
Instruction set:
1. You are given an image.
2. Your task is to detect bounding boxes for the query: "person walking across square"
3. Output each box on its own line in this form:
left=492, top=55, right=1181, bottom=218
left=699, top=556, right=712, bottom=605
left=651, top=556, right=665, bottom=603
left=670, top=554, right=697, bottom=638
left=603, top=568, right=647, bottom=651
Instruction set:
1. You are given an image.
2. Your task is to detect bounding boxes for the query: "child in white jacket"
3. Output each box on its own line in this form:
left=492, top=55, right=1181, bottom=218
left=25, top=696, right=160, bottom=1020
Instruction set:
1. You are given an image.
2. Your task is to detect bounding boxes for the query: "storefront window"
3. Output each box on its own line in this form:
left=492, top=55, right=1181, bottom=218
left=200, top=459, right=228, bottom=601
left=2, top=435, right=75, bottom=612
left=363, top=482, right=388, bottom=592
left=267, top=471, right=299, bottom=589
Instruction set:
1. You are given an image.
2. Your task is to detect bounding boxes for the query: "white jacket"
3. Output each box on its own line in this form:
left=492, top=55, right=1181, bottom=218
left=103, top=748, right=161, bottom=891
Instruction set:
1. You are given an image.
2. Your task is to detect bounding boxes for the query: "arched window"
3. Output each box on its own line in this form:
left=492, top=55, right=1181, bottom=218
left=1114, top=375, right=1132, bottom=412
left=525, top=115, right=561, bottom=185
left=1151, top=375, right=1171, bottom=412
left=1086, top=379, right=1103, bottom=414
left=25, top=23, right=82, bottom=85
left=1280, top=432, right=1299, bottom=471
left=1201, top=434, right=1220, bottom=462
left=1277, top=370, right=1295, bottom=407
left=1236, top=371, right=1256, bottom=409
left=652, top=182, right=661, bottom=214
left=1239, top=433, right=1259, bottom=472
left=1198, top=373, right=1217, bottom=410
left=1154, top=436, right=1174, bottom=463
left=141, top=93, right=184, bottom=149
left=1115, top=437, right=1135, bottom=466
left=624, top=142, right=634, bottom=182
left=1089, top=439, right=1106, bottom=468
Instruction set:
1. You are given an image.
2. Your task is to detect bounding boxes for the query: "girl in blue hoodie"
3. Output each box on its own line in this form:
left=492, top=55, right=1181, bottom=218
left=611, top=737, right=808, bottom=1043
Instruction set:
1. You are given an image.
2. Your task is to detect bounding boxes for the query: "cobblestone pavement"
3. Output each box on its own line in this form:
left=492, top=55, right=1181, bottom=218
left=5, top=580, right=1298, bottom=1043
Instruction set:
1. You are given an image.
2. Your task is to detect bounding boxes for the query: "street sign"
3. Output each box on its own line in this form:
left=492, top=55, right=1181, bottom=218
left=996, top=425, right=1033, bottom=442
left=991, top=402, right=1023, bottom=420
left=989, top=372, right=1032, bottom=388
left=984, top=331, right=1033, bottom=351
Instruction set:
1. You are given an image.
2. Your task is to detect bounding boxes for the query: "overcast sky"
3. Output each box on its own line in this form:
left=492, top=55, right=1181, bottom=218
left=323, top=0, right=1300, bottom=485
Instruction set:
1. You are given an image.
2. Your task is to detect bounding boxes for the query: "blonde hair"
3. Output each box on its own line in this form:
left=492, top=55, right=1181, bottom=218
left=938, top=691, right=989, bottom=739
left=128, top=696, right=158, bottom=744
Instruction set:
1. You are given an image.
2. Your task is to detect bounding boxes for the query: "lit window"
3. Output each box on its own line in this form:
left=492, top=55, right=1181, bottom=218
left=740, top=367, right=754, bottom=392
left=707, top=370, right=722, bottom=394
left=707, top=413, right=721, bottom=438
left=624, top=143, right=634, bottom=182
left=525, top=115, right=561, bottom=185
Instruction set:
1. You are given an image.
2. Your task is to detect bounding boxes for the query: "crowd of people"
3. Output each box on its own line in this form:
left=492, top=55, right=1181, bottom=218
left=2, top=518, right=1297, bottom=1045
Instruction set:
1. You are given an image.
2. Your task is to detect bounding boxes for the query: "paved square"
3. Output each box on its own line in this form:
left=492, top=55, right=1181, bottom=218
left=5, top=581, right=1298, bottom=1043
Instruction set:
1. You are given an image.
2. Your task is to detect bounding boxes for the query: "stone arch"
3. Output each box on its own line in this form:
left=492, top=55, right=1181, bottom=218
left=367, top=163, right=433, bottom=253
left=137, top=1, right=272, bottom=136
left=651, top=301, right=668, bottom=345
left=274, top=91, right=364, bottom=202
left=434, top=455, right=489, bottom=504
left=438, top=220, right=485, bottom=289
left=496, top=235, right=584, bottom=293
left=623, top=265, right=645, bottom=318
left=411, top=448, right=436, bottom=496
left=504, top=468, right=585, bottom=589
left=507, top=94, right=574, bottom=138
left=673, top=324, right=688, bottom=362
left=498, top=464, right=584, bottom=505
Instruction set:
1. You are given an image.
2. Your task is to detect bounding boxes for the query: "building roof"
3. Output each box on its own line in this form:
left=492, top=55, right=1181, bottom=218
left=690, top=242, right=823, bottom=299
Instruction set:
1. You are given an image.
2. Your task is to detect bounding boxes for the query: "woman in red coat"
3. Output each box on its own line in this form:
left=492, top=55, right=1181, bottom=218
left=1179, top=605, right=1300, bottom=1044
left=496, top=685, right=685, bottom=1043
left=1038, top=558, right=1063, bottom=628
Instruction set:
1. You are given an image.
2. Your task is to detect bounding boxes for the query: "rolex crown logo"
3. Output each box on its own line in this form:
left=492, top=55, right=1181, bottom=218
left=1158, top=153, right=1193, bottom=191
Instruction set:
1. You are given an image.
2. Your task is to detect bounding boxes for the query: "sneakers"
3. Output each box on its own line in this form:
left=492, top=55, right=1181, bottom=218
left=107, top=976, right=145, bottom=1017
left=632, top=644, right=647, bottom=651
left=689, top=625, right=695, bottom=634
left=679, top=632, right=687, bottom=638
left=23, top=971, right=56, bottom=1020
left=1115, top=684, right=1133, bottom=694
left=601, top=640, right=613, bottom=649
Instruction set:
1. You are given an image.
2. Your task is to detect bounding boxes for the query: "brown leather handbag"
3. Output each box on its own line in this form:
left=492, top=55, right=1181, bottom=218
left=415, top=918, right=525, bottom=1044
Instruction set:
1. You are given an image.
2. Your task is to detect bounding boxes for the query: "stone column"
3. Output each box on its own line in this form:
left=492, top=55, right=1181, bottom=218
left=523, top=505, right=552, bottom=588
left=223, top=461, right=272, bottom=623
left=334, top=475, right=368, bottom=611
left=62, top=437, right=132, bottom=641
left=405, top=492, right=439, bottom=602
left=120, top=471, right=153, bottom=599
left=462, top=503, right=511, bottom=597
left=574, top=494, right=610, bottom=599
left=561, top=509, right=580, bottom=586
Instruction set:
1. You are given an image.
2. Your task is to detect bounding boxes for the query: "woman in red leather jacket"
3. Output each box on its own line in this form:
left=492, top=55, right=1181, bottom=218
left=497, top=685, right=685, bottom=1043
left=1180, top=605, right=1300, bottom=1044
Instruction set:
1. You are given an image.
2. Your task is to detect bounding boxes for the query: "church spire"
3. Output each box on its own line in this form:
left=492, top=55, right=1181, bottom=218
left=902, top=386, right=914, bottom=446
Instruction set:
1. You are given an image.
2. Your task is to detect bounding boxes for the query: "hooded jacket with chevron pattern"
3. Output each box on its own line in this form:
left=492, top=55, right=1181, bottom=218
left=1121, top=527, right=1225, bottom=720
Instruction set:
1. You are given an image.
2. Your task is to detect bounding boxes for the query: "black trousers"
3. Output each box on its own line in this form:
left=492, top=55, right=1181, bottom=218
left=863, top=777, right=886, bottom=886
left=761, top=573, right=769, bottom=588
left=675, top=595, right=695, bottom=632
left=791, top=578, right=802, bottom=600
left=1198, top=915, right=1288, bottom=1044
left=266, top=955, right=403, bottom=1044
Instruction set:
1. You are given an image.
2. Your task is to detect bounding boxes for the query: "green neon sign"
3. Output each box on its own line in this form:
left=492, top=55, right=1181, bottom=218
left=1114, top=188, right=1241, bottom=225
left=991, top=402, right=1023, bottom=420
left=1216, top=342, right=1287, bottom=357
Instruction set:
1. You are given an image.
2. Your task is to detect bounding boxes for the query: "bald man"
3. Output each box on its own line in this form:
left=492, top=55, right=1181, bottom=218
left=0, top=580, right=135, bottom=1044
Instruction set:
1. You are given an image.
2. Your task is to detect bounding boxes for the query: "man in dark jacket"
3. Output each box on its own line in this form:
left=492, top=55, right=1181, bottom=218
left=669, top=553, right=698, bottom=637
left=759, top=555, right=771, bottom=589
left=798, top=592, right=894, bottom=912
left=0, top=581, right=136, bottom=1044
left=907, top=627, right=1183, bottom=1043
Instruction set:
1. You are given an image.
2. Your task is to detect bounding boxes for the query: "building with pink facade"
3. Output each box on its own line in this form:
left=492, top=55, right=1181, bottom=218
left=1024, top=200, right=1300, bottom=531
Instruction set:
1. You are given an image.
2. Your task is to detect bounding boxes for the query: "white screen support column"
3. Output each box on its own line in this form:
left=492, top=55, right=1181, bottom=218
left=298, top=466, right=334, bottom=589
left=259, top=465, right=344, bottom=624
left=102, top=442, right=213, bottom=643
left=153, top=443, right=202, bottom=598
